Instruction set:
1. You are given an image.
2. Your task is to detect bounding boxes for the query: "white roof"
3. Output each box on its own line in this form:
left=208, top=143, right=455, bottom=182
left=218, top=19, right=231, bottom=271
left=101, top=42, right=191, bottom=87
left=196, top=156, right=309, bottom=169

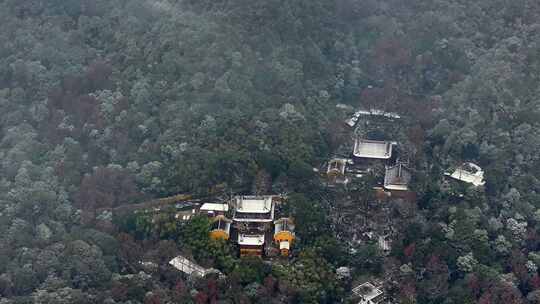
left=346, top=109, right=400, bottom=128
left=384, top=184, right=408, bottom=191
left=169, top=256, right=208, bottom=277
left=279, top=241, right=290, bottom=250
left=356, top=109, right=401, bottom=119
left=200, top=203, right=229, bottom=212
left=235, top=196, right=273, bottom=214
left=353, top=139, right=393, bottom=159
left=238, top=234, right=265, bottom=246
left=169, top=256, right=224, bottom=278
left=233, top=217, right=274, bottom=223
left=445, top=162, right=485, bottom=187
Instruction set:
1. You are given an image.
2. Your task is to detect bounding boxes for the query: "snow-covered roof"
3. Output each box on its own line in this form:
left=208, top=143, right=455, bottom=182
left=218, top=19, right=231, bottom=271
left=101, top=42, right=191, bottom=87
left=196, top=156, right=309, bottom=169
left=353, top=139, right=393, bottom=159
left=445, top=162, right=485, bottom=187
left=200, top=203, right=229, bottom=212
left=238, top=234, right=265, bottom=246
left=356, top=109, right=401, bottom=119
left=169, top=256, right=209, bottom=277
left=352, top=282, right=384, bottom=304
left=346, top=108, right=401, bottom=128
left=234, top=196, right=273, bottom=213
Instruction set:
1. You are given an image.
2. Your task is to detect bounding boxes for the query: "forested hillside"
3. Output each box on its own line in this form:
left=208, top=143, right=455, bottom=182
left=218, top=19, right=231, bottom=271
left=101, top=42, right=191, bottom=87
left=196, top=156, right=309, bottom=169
left=1, top=0, right=540, bottom=303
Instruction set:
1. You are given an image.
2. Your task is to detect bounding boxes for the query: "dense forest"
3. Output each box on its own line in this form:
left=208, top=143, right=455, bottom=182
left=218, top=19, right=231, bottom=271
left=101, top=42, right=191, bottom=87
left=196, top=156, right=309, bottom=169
left=1, top=0, right=540, bottom=303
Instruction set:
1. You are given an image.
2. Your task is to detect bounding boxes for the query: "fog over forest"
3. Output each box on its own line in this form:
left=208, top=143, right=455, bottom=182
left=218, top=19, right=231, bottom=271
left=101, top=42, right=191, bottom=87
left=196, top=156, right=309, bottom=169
left=1, top=1, right=540, bottom=303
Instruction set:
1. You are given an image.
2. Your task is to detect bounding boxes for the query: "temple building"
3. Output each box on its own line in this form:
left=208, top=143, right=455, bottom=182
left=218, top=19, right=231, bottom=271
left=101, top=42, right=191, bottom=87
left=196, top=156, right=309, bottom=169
left=327, top=158, right=351, bottom=185
left=355, top=108, right=401, bottom=119
left=384, top=162, right=412, bottom=191
left=174, top=204, right=199, bottom=221
left=444, top=162, right=485, bottom=187
left=353, top=138, right=393, bottom=161
left=352, top=281, right=384, bottom=304
left=232, top=196, right=275, bottom=257
left=169, top=256, right=223, bottom=278
left=273, top=218, right=295, bottom=256
left=210, top=215, right=232, bottom=240
left=237, top=234, right=266, bottom=257
left=345, top=108, right=401, bottom=128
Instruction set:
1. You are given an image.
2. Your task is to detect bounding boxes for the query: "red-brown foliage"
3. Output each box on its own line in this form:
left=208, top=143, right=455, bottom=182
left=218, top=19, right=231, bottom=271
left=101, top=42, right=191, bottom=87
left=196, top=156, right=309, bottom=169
left=529, top=274, right=540, bottom=291
left=44, top=61, right=113, bottom=144
left=479, top=282, right=523, bottom=304
left=76, top=166, right=140, bottom=211
left=117, top=233, right=144, bottom=271
left=173, top=280, right=188, bottom=301
left=399, top=280, right=417, bottom=302
left=195, top=291, right=209, bottom=304
left=374, top=38, right=412, bottom=68
left=404, top=243, right=416, bottom=260
left=467, top=274, right=482, bottom=298
left=263, top=275, right=277, bottom=295
left=144, top=293, right=161, bottom=304
left=86, top=60, right=113, bottom=91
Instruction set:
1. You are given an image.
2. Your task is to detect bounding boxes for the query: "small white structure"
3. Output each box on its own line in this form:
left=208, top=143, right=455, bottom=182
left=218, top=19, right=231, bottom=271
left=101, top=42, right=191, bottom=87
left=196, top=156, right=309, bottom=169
left=175, top=208, right=197, bottom=221
left=327, top=158, right=351, bottom=185
left=445, top=162, right=485, bottom=187
left=336, top=266, right=352, bottom=279
left=384, top=163, right=412, bottom=191
left=353, top=139, right=393, bottom=160
left=327, top=158, right=348, bottom=175
left=352, top=282, right=384, bottom=304
left=336, top=103, right=355, bottom=111
left=346, top=116, right=360, bottom=127
left=200, top=203, right=229, bottom=216
left=279, top=241, right=290, bottom=252
left=377, top=235, right=391, bottom=254
left=169, top=256, right=221, bottom=277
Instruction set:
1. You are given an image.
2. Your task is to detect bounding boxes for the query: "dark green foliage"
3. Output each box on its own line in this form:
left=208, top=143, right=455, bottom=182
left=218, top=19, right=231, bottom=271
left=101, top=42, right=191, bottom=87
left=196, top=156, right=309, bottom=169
left=286, top=193, right=329, bottom=245
left=181, top=215, right=212, bottom=258
left=231, top=257, right=271, bottom=285
left=180, top=216, right=236, bottom=272
left=273, top=250, right=343, bottom=304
